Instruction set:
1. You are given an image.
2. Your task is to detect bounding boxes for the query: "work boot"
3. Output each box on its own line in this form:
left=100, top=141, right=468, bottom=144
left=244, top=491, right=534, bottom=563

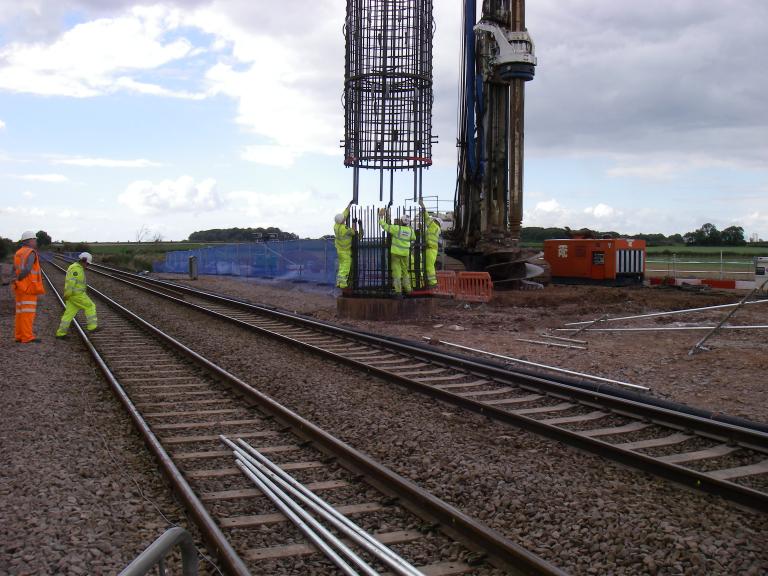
left=88, top=327, right=103, bottom=334
left=56, top=334, right=68, bottom=340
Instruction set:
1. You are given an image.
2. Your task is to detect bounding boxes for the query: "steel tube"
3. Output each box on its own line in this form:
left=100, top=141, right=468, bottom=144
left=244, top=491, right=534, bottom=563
left=564, top=298, right=768, bottom=326
left=558, top=325, right=768, bottom=333
left=234, top=460, right=364, bottom=576
left=229, top=438, right=424, bottom=576
left=424, top=337, right=648, bottom=391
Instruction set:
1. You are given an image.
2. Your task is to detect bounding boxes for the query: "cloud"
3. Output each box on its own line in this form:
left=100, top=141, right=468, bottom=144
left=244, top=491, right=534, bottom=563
left=185, top=4, right=342, bottom=165
left=15, top=173, right=69, bottom=182
left=22, top=190, right=35, bottom=198
left=0, top=6, right=200, bottom=98
left=526, top=1, right=768, bottom=169
left=118, top=175, right=222, bottom=215
left=0, top=119, right=5, bottom=129
left=241, top=145, right=301, bottom=168
left=526, top=199, right=623, bottom=229
left=583, top=203, right=619, bottom=219
left=0, top=205, right=46, bottom=217
left=52, top=156, right=162, bottom=168
left=57, top=209, right=80, bottom=218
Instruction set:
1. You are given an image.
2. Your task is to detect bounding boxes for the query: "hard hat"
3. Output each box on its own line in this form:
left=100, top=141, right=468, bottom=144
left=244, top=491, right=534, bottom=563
left=20, top=230, right=36, bottom=242
left=401, top=215, right=411, bottom=225
left=79, top=252, right=93, bottom=264
left=334, top=213, right=345, bottom=224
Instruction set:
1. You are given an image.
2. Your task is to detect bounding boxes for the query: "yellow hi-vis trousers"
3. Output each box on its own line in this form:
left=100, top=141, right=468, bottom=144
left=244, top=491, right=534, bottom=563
left=336, top=250, right=351, bottom=288
left=391, top=253, right=411, bottom=294
left=425, top=247, right=438, bottom=286
left=56, top=294, right=98, bottom=336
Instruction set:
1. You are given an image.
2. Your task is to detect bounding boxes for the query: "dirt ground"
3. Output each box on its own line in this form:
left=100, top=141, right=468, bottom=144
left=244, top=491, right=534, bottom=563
left=158, top=273, right=768, bottom=424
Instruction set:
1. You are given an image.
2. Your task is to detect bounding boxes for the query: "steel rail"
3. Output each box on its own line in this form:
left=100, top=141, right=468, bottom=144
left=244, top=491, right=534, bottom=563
left=45, top=259, right=564, bottom=575
left=40, top=267, right=252, bottom=576
left=53, top=259, right=768, bottom=512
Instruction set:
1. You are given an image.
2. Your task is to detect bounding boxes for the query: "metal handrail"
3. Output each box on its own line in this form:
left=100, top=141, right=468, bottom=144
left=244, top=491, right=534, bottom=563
left=119, top=527, right=198, bottom=576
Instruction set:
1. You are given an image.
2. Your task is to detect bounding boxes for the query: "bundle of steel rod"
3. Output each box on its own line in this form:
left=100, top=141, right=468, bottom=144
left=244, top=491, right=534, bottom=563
left=348, top=204, right=429, bottom=297
left=220, top=435, right=424, bottom=576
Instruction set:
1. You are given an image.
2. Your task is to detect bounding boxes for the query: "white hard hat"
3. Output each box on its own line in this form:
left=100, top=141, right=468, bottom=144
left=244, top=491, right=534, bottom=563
left=79, top=252, right=93, bottom=264
left=20, top=230, right=36, bottom=242
left=401, top=215, right=411, bottom=225
left=334, top=213, right=345, bottom=224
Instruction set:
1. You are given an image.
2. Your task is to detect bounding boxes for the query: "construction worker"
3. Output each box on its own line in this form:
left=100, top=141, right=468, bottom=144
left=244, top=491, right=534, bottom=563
left=419, top=199, right=442, bottom=288
left=56, top=252, right=99, bottom=338
left=13, top=230, right=45, bottom=343
left=378, top=208, right=415, bottom=296
left=334, top=201, right=356, bottom=289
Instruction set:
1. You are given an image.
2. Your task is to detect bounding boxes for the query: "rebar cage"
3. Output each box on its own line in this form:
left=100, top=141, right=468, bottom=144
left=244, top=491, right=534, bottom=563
left=343, top=0, right=435, bottom=177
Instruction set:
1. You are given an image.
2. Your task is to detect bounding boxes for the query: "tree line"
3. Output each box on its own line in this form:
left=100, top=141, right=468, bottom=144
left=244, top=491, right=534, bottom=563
left=522, top=223, right=751, bottom=247
left=187, top=227, right=298, bottom=242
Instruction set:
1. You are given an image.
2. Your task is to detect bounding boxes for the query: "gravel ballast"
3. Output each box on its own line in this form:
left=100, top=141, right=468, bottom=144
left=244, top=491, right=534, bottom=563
left=0, top=286, right=211, bottom=574
left=85, top=269, right=768, bottom=574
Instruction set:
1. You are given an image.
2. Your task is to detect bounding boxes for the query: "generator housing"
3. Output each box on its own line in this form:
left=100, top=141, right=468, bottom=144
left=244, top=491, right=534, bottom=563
left=544, top=238, right=646, bottom=285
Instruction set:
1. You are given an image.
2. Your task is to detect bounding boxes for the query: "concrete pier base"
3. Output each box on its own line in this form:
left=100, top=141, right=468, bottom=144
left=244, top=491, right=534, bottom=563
left=337, top=296, right=435, bottom=321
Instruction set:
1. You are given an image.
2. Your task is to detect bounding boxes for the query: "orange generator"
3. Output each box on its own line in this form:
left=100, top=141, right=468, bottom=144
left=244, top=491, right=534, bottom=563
left=543, top=238, right=646, bottom=285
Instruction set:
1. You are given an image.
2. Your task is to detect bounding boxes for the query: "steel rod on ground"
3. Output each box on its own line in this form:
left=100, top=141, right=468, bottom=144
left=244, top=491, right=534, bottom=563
left=565, top=298, right=768, bottom=326
left=557, top=325, right=768, bottom=333
left=539, top=334, right=588, bottom=345
left=516, top=338, right=586, bottom=350
left=689, top=277, right=768, bottom=355
left=423, top=337, right=649, bottom=391
left=226, top=436, right=424, bottom=576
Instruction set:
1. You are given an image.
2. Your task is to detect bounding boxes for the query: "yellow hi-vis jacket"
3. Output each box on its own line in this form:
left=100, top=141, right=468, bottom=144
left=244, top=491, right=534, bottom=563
left=334, top=206, right=353, bottom=252
left=63, top=262, right=88, bottom=300
left=426, top=219, right=441, bottom=250
left=379, top=220, right=414, bottom=257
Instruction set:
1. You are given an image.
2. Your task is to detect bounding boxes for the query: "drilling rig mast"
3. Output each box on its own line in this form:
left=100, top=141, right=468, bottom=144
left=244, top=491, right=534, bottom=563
left=451, top=0, right=539, bottom=285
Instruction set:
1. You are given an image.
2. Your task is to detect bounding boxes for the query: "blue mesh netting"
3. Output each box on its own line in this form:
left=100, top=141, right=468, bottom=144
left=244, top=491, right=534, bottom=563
left=154, top=240, right=338, bottom=284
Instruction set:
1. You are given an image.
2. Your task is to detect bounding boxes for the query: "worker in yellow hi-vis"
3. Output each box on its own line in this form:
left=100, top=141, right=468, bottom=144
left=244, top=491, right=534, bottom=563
left=334, top=201, right=357, bottom=289
left=56, top=252, right=99, bottom=338
left=378, top=207, right=415, bottom=296
left=419, top=198, right=441, bottom=288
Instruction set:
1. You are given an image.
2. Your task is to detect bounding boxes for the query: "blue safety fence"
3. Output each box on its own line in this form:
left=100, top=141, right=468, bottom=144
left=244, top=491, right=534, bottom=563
left=153, top=240, right=338, bottom=284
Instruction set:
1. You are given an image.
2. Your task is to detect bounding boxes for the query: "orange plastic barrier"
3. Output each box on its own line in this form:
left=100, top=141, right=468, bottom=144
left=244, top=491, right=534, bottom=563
left=456, top=271, right=493, bottom=302
left=702, top=279, right=736, bottom=290
left=434, top=271, right=457, bottom=297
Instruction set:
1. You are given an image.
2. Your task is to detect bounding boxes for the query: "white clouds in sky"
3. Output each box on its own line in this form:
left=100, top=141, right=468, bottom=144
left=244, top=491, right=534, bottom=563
left=0, top=119, right=5, bottom=129
left=119, top=175, right=222, bottom=215
left=52, top=156, right=162, bottom=168
left=0, top=6, right=198, bottom=98
left=241, top=145, right=301, bottom=168
left=15, top=173, right=69, bottom=182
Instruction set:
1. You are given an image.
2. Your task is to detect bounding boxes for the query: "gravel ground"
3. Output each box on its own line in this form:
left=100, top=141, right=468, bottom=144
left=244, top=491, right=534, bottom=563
left=91, top=270, right=768, bottom=575
left=156, top=274, right=768, bottom=424
left=0, top=284, right=217, bottom=575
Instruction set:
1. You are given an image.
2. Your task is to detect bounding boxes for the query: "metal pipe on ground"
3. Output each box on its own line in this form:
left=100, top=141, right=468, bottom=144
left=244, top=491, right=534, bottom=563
left=423, top=337, right=648, bottom=391
left=689, top=277, right=768, bottom=355
left=229, top=437, right=424, bottom=576
left=557, top=325, right=768, bottom=333
left=516, top=338, right=586, bottom=350
left=234, top=458, right=365, bottom=576
left=564, top=298, right=768, bottom=326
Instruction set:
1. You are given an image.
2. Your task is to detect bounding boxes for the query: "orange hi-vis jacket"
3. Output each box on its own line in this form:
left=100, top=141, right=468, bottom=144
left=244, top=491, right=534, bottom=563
left=13, top=245, right=45, bottom=296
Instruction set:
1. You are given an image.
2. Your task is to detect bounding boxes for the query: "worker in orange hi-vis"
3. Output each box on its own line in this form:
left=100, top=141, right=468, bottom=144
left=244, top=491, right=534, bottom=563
left=13, top=231, right=46, bottom=343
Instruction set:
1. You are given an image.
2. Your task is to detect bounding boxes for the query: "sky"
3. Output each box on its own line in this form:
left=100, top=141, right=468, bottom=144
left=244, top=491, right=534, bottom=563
left=0, top=0, right=766, bottom=242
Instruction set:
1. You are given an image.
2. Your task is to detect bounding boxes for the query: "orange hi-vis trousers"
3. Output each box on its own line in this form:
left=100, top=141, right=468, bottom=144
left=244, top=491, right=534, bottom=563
left=14, top=293, right=39, bottom=343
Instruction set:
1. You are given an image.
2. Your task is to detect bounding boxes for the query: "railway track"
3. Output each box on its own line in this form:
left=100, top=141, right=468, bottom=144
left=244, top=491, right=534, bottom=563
left=50, top=256, right=768, bottom=515
left=43, top=261, right=563, bottom=575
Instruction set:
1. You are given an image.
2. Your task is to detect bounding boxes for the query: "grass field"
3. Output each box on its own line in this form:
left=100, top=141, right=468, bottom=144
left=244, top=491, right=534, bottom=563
left=645, top=244, right=768, bottom=256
